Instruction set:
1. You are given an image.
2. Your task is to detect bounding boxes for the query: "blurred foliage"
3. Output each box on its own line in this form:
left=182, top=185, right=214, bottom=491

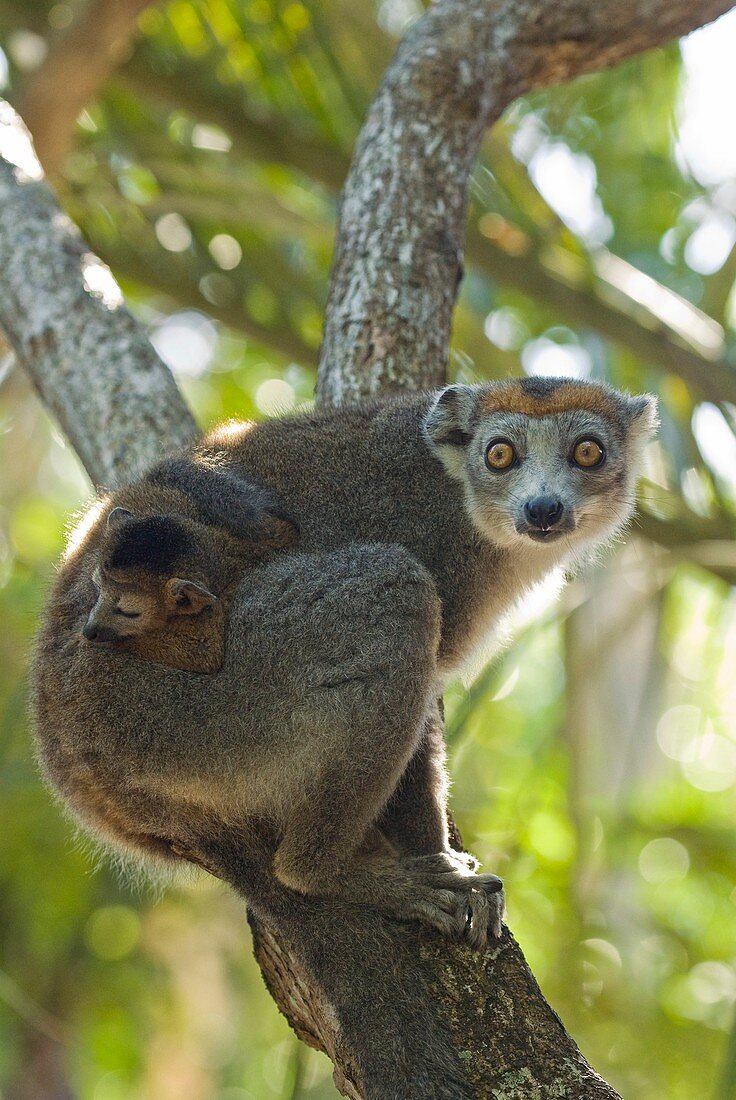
left=1, top=1, right=736, bottom=1098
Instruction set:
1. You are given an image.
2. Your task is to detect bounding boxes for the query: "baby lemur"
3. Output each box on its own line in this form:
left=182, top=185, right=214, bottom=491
left=33, top=377, right=656, bottom=956
left=64, top=462, right=298, bottom=672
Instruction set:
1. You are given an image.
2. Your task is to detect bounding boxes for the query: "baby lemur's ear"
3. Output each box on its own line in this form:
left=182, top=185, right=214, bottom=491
left=165, top=578, right=217, bottom=616
left=107, top=507, right=134, bottom=529
left=424, top=385, right=476, bottom=477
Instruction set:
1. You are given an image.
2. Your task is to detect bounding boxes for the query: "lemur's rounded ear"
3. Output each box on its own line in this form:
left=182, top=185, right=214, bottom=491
left=107, top=507, right=134, bottom=529
left=165, top=578, right=217, bottom=616
left=625, top=394, right=659, bottom=441
left=424, top=385, right=476, bottom=449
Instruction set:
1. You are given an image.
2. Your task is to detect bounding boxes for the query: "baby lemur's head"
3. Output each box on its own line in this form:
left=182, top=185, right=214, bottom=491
left=83, top=508, right=217, bottom=645
left=425, top=377, right=657, bottom=553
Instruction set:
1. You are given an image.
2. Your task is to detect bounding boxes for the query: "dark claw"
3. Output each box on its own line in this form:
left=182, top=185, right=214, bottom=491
left=478, top=873, right=503, bottom=894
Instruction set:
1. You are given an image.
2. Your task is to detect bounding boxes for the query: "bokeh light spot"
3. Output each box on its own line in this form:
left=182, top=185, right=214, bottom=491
left=684, top=213, right=736, bottom=275
left=85, top=906, right=141, bottom=961
left=155, top=212, right=192, bottom=252
left=484, top=308, right=528, bottom=351
left=639, top=838, right=690, bottom=885
left=255, top=378, right=296, bottom=415
left=152, top=310, right=218, bottom=377
left=209, top=233, right=243, bottom=270
left=682, top=732, right=736, bottom=792
left=656, top=705, right=703, bottom=762
left=521, top=338, right=591, bottom=379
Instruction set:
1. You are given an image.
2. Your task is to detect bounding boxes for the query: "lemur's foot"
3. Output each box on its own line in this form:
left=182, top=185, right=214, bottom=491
left=273, top=845, right=504, bottom=948
left=464, top=877, right=505, bottom=947
left=401, top=854, right=505, bottom=949
left=275, top=854, right=475, bottom=940
left=400, top=882, right=477, bottom=941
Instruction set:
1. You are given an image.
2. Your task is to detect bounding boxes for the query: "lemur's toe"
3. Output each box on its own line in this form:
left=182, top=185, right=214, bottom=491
left=477, top=872, right=503, bottom=893
left=462, top=880, right=505, bottom=949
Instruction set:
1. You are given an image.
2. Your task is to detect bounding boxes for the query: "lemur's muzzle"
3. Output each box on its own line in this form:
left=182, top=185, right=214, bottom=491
left=524, top=495, right=564, bottom=531
left=82, top=620, right=121, bottom=643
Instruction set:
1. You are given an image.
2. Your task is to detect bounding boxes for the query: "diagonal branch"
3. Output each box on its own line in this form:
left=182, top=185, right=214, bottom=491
left=0, top=103, right=195, bottom=486
left=466, top=228, right=736, bottom=407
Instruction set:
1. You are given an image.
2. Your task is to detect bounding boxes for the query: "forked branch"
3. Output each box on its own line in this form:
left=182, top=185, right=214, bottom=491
left=317, top=0, right=734, bottom=404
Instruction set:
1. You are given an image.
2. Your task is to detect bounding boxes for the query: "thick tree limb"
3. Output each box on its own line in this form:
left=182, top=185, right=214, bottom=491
left=253, top=916, right=622, bottom=1099
left=0, top=103, right=195, bottom=487
left=17, top=0, right=156, bottom=176
left=316, top=0, right=734, bottom=404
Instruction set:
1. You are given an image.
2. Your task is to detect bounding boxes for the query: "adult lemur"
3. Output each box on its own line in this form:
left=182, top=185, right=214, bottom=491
left=33, top=377, right=656, bottom=954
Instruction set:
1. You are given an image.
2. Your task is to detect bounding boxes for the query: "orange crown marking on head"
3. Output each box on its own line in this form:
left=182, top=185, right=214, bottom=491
left=476, top=381, right=620, bottom=420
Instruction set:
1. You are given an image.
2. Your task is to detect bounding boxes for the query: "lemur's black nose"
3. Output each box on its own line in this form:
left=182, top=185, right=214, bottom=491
left=524, top=496, right=564, bottom=531
left=83, top=622, right=119, bottom=643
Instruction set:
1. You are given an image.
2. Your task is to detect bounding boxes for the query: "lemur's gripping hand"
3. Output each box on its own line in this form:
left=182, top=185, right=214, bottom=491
left=148, top=456, right=298, bottom=546
left=274, top=843, right=504, bottom=950
left=400, top=853, right=505, bottom=947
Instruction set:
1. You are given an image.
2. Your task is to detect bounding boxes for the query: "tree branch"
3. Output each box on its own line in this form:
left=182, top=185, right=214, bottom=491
left=17, top=0, right=156, bottom=176
left=252, top=914, right=623, bottom=1099
left=316, top=0, right=734, bottom=404
left=0, top=103, right=195, bottom=486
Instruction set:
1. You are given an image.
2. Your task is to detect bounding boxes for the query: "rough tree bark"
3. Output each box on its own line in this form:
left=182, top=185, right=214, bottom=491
left=317, top=0, right=734, bottom=404
left=2, top=0, right=732, bottom=1095
left=0, top=101, right=196, bottom=486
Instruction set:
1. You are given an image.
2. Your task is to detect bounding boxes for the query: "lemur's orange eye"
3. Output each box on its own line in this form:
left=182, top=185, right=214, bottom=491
left=485, top=440, right=516, bottom=471
left=573, top=439, right=605, bottom=468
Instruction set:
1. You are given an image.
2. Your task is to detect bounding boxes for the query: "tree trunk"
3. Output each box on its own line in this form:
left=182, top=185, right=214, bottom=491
left=1, top=0, right=731, bottom=1094
left=317, top=0, right=733, bottom=405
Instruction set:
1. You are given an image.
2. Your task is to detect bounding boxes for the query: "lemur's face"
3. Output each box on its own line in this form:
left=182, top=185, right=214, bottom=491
left=425, top=378, right=657, bottom=554
left=81, top=509, right=217, bottom=644
left=83, top=565, right=169, bottom=643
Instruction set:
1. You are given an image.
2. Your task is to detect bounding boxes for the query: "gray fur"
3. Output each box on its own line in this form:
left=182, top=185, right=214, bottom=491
left=32, top=379, right=656, bottom=1097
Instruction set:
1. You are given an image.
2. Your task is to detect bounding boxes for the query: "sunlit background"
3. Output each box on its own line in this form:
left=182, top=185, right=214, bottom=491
left=2, top=2, right=736, bottom=1098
